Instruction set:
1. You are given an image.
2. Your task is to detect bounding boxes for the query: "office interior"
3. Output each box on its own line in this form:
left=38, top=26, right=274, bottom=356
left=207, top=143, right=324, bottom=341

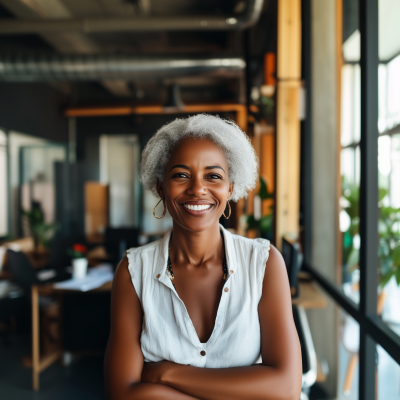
left=0, top=0, right=399, bottom=399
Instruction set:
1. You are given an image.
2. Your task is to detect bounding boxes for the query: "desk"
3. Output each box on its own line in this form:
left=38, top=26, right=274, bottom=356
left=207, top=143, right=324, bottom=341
left=31, top=279, right=326, bottom=390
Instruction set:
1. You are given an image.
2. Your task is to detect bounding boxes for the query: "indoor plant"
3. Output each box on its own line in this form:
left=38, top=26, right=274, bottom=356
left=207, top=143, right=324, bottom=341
left=68, top=244, right=88, bottom=280
left=342, top=180, right=400, bottom=288
left=22, top=207, right=59, bottom=251
left=245, top=177, right=274, bottom=240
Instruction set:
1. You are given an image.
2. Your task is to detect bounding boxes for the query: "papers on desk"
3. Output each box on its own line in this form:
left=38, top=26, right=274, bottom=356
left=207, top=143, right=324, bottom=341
left=54, top=264, right=114, bottom=292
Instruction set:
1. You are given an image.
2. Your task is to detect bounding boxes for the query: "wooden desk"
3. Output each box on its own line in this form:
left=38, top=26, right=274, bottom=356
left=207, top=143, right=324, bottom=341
left=292, top=281, right=328, bottom=309
left=31, top=279, right=326, bottom=390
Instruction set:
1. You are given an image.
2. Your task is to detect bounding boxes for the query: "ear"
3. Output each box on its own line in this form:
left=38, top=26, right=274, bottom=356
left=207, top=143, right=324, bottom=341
left=227, top=182, right=234, bottom=200
left=156, top=179, right=165, bottom=199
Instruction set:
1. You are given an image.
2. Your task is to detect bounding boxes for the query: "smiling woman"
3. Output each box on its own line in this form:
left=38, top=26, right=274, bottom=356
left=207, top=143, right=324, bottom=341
left=104, top=114, right=302, bottom=400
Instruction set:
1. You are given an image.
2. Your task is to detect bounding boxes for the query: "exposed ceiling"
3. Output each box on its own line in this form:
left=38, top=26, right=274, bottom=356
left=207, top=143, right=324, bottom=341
left=0, top=0, right=274, bottom=104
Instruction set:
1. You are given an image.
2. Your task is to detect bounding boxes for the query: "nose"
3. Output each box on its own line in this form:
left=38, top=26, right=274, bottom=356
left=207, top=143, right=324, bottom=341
left=186, top=175, right=207, bottom=196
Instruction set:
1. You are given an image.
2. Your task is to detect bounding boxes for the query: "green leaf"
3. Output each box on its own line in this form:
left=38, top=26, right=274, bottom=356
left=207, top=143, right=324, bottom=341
left=380, top=269, right=395, bottom=288
left=396, top=267, right=400, bottom=286
left=392, top=246, right=400, bottom=266
left=347, top=248, right=359, bottom=269
left=259, top=177, right=273, bottom=200
left=379, top=188, right=388, bottom=202
left=260, top=214, right=273, bottom=232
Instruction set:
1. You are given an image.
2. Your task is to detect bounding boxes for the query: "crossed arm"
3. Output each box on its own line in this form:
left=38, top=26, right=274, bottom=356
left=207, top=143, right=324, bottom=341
left=104, top=246, right=302, bottom=400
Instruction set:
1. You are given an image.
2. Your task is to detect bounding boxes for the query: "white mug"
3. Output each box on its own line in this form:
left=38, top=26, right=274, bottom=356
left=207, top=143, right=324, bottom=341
left=72, top=258, right=88, bottom=280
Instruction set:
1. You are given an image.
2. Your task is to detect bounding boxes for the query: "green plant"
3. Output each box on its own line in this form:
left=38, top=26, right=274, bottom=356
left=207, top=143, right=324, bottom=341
left=250, top=96, right=275, bottom=125
left=342, top=179, right=400, bottom=287
left=68, top=244, right=88, bottom=259
left=22, top=208, right=59, bottom=250
left=246, top=177, right=274, bottom=237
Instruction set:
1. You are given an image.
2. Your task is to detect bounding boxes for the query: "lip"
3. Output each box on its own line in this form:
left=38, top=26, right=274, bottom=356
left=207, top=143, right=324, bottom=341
left=180, top=201, right=215, bottom=216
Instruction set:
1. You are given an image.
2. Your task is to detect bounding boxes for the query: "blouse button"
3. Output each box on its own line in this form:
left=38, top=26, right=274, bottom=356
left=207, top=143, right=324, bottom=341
left=224, top=287, right=229, bottom=292
left=200, top=350, right=206, bottom=356
left=156, top=274, right=161, bottom=278
left=230, top=270, right=234, bottom=274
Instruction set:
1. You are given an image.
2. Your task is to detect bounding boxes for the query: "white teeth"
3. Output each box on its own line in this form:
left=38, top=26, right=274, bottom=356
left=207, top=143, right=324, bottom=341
left=184, top=204, right=211, bottom=211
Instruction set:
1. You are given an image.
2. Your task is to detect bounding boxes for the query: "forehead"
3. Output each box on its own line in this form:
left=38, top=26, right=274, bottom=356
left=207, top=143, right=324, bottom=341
left=167, top=137, right=228, bottom=167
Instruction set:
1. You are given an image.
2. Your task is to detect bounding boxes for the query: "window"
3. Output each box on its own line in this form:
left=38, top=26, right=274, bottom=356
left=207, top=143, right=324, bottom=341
left=303, top=1, right=400, bottom=399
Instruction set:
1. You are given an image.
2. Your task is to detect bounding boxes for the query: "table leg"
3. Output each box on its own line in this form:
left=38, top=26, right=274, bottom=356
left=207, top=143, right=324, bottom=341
left=31, top=285, right=40, bottom=391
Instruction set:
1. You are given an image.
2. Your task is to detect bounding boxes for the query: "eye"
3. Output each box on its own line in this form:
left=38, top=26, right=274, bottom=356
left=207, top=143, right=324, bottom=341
left=206, top=173, right=223, bottom=180
left=172, top=172, right=189, bottom=179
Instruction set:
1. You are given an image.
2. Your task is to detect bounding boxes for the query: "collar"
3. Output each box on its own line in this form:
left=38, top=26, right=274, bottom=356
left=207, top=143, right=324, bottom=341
left=153, top=224, right=237, bottom=281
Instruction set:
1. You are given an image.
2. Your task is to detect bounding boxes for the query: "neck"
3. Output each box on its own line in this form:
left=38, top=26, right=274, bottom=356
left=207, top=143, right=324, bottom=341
left=169, top=221, right=223, bottom=267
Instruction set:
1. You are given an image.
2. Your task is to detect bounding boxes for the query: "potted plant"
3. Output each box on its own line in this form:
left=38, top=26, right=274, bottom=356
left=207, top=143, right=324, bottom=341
left=22, top=207, right=59, bottom=252
left=68, top=244, right=88, bottom=280
left=245, top=177, right=274, bottom=240
left=342, top=180, right=400, bottom=291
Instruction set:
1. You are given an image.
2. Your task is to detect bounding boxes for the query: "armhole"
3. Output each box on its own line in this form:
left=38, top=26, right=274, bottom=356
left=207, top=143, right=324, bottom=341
left=126, top=248, right=143, bottom=304
left=256, top=238, right=271, bottom=285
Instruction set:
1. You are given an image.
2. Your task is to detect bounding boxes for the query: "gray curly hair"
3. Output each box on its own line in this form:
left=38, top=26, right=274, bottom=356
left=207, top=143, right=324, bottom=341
left=140, top=114, right=258, bottom=202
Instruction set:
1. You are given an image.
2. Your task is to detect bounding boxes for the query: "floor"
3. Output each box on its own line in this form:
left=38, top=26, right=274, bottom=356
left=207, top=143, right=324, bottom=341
left=0, top=335, right=105, bottom=400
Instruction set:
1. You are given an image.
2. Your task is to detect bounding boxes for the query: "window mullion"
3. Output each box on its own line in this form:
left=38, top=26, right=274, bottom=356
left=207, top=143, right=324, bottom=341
left=359, top=0, right=379, bottom=399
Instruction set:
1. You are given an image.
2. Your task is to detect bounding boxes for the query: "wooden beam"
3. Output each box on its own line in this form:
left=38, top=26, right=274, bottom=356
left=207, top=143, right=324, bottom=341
left=275, top=0, right=302, bottom=250
left=64, top=104, right=247, bottom=120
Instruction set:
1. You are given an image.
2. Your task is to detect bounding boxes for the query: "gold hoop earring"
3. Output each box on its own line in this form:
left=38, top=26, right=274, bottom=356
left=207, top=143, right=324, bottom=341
left=222, top=201, right=231, bottom=219
left=153, top=198, right=166, bottom=219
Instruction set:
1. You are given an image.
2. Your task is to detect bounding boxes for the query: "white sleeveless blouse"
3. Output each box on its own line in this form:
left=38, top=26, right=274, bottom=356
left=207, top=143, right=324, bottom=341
left=126, top=225, right=270, bottom=368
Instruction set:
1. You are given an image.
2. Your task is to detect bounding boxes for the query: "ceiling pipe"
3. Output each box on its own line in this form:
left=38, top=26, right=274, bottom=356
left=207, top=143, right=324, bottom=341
left=0, top=0, right=264, bottom=35
left=0, top=54, right=245, bottom=82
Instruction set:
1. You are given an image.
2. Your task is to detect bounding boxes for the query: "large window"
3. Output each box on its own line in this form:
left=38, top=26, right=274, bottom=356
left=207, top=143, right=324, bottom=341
left=304, top=1, right=400, bottom=399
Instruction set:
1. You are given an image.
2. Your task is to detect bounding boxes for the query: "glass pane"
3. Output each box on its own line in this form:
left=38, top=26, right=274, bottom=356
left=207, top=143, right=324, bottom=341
left=378, top=0, right=400, bottom=336
left=338, top=309, right=359, bottom=399
left=377, top=345, right=400, bottom=400
left=340, top=1, right=361, bottom=300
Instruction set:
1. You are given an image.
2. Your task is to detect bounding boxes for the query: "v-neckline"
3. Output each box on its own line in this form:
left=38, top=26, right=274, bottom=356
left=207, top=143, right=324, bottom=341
left=163, top=229, right=231, bottom=347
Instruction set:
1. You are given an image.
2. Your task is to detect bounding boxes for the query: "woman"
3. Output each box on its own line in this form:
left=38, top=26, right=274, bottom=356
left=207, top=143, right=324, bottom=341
left=104, top=114, right=302, bottom=400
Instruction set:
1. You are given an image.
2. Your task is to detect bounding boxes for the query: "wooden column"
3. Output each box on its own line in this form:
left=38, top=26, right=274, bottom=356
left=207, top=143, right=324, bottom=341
left=275, top=0, right=302, bottom=250
left=31, top=285, right=40, bottom=391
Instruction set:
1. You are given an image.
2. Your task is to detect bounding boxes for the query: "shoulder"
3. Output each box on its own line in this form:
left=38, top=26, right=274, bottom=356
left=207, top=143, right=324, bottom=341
left=262, top=245, right=289, bottom=291
left=228, top=230, right=270, bottom=259
left=126, top=238, right=164, bottom=259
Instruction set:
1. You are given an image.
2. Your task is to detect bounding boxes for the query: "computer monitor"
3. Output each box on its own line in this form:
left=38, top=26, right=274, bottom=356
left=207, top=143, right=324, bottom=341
left=281, top=237, right=302, bottom=298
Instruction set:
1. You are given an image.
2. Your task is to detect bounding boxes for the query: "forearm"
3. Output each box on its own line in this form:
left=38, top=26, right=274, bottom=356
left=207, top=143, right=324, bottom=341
left=109, top=382, right=200, bottom=400
left=161, top=364, right=299, bottom=400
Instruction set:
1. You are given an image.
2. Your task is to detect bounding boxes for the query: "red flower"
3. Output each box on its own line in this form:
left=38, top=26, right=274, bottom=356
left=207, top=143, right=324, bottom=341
left=73, top=244, right=87, bottom=253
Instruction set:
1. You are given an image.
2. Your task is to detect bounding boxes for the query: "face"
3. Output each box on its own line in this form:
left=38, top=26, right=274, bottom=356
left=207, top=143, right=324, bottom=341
left=157, top=137, right=234, bottom=233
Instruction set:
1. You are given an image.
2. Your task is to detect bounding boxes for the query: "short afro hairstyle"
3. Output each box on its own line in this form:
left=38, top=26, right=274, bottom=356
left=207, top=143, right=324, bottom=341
left=140, top=114, right=258, bottom=202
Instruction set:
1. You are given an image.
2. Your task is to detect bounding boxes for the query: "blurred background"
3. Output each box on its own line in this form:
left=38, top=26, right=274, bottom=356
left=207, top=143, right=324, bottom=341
left=0, top=0, right=399, bottom=399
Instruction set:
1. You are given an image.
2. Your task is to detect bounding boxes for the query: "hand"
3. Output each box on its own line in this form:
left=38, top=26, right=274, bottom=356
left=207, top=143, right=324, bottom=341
left=141, top=361, right=176, bottom=385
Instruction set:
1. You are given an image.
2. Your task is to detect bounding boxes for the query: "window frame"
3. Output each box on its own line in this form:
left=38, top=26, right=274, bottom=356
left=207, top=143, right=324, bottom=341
left=302, top=1, right=400, bottom=399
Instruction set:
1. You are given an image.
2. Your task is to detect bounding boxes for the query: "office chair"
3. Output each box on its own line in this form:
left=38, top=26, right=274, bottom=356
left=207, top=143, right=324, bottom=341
left=105, top=227, right=139, bottom=269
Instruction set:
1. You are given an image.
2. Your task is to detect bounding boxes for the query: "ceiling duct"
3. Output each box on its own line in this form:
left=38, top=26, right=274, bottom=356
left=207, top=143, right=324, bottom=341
left=0, top=54, right=245, bottom=82
left=0, top=0, right=264, bottom=35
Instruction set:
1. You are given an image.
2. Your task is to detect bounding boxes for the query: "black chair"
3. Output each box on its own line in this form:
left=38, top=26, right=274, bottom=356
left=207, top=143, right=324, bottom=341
left=6, top=249, right=68, bottom=292
left=281, top=237, right=303, bottom=298
left=48, top=233, right=88, bottom=272
left=105, top=227, right=139, bottom=269
left=0, top=283, right=24, bottom=344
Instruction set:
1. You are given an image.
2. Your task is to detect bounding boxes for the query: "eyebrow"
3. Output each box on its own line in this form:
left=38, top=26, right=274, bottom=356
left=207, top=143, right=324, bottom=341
left=169, top=164, right=225, bottom=173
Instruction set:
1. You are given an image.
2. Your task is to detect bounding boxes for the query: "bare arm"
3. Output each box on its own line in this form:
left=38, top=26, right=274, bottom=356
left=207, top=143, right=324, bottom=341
left=142, top=245, right=302, bottom=400
left=104, top=257, right=200, bottom=400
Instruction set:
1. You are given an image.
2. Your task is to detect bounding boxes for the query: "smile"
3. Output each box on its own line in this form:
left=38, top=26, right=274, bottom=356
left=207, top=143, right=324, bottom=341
left=183, top=204, right=212, bottom=211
